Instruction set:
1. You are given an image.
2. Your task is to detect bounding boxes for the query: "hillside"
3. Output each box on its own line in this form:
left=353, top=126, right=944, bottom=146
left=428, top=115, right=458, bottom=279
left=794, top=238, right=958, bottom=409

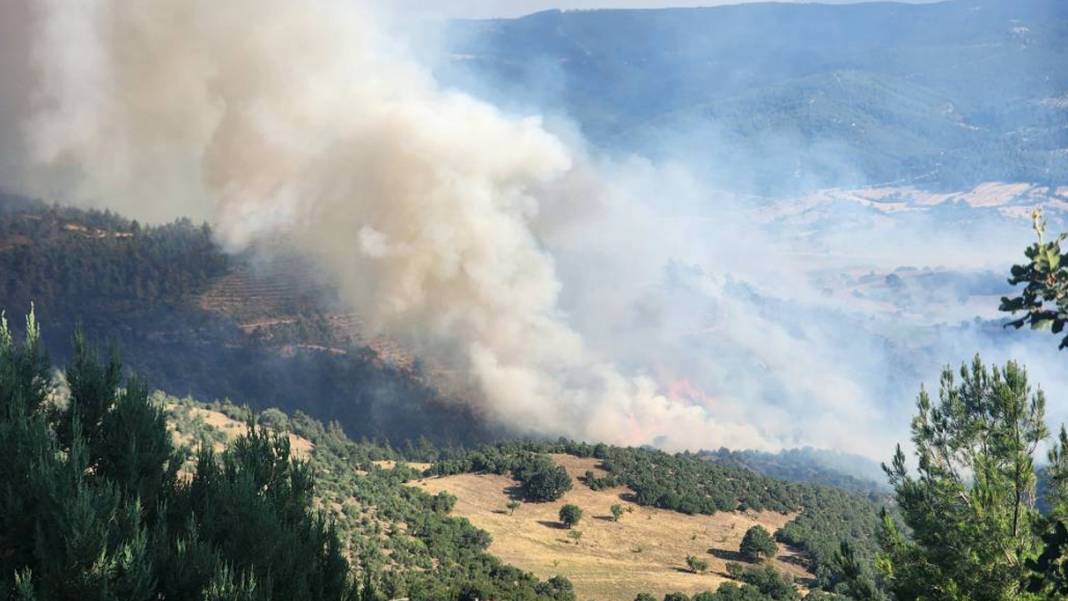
left=415, top=454, right=811, bottom=600
left=0, top=194, right=497, bottom=447
left=443, top=0, right=1068, bottom=192
left=0, top=193, right=953, bottom=492
left=161, top=393, right=879, bottom=601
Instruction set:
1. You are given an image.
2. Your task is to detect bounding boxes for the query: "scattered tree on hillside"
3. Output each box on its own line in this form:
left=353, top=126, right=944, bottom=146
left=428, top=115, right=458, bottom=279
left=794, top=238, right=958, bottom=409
left=258, top=407, right=290, bottom=431
left=559, top=504, right=583, bottom=529
left=724, top=564, right=799, bottom=600
left=633, top=594, right=656, bottom=601
left=611, top=503, right=625, bottom=522
left=507, top=500, right=522, bottom=515
left=740, top=525, right=777, bottom=563
left=514, top=456, right=572, bottom=502
left=686, top=555, right=709, bottom=574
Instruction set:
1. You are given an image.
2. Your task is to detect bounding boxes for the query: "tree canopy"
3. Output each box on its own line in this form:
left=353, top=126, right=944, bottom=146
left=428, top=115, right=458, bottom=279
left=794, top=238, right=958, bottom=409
left=740, top=526, right=778, bottom=563
left=878, top=356, right=1067, bottom=601
left=0, top=311, right=355, bottom=600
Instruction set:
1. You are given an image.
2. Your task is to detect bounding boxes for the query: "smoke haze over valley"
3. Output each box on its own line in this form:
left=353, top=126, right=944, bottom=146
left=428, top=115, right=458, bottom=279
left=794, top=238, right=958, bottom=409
left=0, top=0, right=1066, bottom=461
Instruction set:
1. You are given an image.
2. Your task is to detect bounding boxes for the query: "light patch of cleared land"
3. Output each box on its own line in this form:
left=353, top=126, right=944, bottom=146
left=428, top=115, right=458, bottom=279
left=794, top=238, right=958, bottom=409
left=413, top=454, right=811, bottom=601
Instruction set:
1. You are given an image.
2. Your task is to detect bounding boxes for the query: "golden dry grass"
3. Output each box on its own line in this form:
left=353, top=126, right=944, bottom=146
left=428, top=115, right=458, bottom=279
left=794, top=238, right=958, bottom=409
left=412, top=454, right=811, bottom=601
left=167, top=405, right=314, bottom=458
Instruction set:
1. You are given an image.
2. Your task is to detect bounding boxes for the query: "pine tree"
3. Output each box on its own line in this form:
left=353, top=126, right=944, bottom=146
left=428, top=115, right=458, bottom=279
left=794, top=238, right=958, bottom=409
left=1, top=312, right=356, bottom=601
left=880, top=356, right=1048, bottom=601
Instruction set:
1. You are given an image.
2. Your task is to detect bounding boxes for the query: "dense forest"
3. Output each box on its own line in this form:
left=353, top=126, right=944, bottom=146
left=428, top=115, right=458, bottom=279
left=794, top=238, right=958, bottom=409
left=445, top=0, right=1068, bottom=193
left=0, top=194, right=497, bottom=448
left=703, top=448, right=886, bottom=496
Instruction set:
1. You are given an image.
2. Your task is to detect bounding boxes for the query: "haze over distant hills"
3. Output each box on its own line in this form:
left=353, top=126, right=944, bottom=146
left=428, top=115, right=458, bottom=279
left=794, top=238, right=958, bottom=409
left=441, top=0, right=1067, bottom=194
left=390, top=0, right=941, bottom=20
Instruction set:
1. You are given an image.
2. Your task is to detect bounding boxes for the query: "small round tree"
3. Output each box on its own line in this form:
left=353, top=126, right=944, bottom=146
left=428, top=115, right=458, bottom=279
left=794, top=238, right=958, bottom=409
left=610, top=504, right=624, bottom=522
left=506, top=500, right=521, bottom=515
left=559, top=504, right=583, bottom=528
left=740, top=525, right=778, bottom=562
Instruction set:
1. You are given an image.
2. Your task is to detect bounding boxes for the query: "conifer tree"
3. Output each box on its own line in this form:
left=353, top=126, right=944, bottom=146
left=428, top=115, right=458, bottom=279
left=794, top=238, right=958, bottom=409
left=879, top=356, right=1048, bottom=601
left=1, top=311, right=356, bottom=601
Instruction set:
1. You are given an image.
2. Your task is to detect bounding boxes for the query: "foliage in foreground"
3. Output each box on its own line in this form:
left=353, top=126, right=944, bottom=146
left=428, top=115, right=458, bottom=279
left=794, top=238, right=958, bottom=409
left=0, top=312, right=355, bottom=600
left=1002, top=210, right=1068, bottom=349
left=878, top=356, right=1068, bottom=601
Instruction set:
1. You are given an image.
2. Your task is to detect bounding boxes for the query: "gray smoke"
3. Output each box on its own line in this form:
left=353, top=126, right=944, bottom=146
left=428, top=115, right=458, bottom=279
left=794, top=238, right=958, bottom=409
left=1, top=0, right=1061, bottom=458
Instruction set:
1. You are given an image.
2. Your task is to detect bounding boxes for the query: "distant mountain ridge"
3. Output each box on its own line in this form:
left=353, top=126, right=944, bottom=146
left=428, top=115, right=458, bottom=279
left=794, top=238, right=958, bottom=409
left=442, top=0, right=1068, bottom=193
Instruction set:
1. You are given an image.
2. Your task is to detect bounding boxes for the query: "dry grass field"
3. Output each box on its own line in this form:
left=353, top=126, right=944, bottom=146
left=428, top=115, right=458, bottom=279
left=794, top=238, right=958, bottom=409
left=413, top=454, right=812, bottom=601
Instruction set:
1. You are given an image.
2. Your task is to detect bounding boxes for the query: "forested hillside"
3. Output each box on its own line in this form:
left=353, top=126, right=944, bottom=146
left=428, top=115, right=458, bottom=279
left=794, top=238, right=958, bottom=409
left=444, top=0, right=1068, bottom=192
left=156, top=387, right=887, bottom=600
left=704, top=448, right=887, bottom=495
left=0, top=194, right=496, bottom=447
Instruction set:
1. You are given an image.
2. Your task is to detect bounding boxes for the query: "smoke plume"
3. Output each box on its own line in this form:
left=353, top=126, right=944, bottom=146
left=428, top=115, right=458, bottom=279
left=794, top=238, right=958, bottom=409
left=2, top=0, right=1062, bottom=458
left=0, top=0, right=780, bottom=451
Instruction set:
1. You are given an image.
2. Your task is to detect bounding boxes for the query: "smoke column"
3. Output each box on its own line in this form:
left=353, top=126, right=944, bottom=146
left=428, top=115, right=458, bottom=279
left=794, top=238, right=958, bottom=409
left=1, top=0, right=782, bottom=451
left=7, top=1, right=1054, bottom=458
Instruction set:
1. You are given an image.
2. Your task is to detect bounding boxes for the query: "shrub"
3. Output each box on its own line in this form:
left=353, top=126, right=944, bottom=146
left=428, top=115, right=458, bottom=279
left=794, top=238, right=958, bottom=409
left=686, top=555, right=709, bottom=573
left=740, top=525, right=778, bottom=562
left=559, top=504, right=583, bottom=528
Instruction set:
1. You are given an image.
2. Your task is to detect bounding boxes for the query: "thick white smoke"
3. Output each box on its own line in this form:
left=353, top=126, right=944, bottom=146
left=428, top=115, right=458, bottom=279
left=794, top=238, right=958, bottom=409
left=6, top=0, right=781, bottom=451
left=6, top=1, right=1059, bottom=459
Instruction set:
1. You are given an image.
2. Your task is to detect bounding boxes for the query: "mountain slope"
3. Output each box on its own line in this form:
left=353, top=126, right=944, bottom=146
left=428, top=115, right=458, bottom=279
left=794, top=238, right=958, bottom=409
left=442, top=0, right=1068, bottom=192
left=0, top=195, right=497, bottom=447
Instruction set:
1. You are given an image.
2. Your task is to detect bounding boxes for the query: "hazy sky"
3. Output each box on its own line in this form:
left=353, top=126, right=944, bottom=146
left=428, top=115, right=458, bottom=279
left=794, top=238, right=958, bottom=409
left=388, top=0, right=933, bottom=19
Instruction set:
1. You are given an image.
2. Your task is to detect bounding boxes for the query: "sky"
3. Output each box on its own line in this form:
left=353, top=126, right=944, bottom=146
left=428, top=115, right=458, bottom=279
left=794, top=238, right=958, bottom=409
left=387, top=0, right=934, bottom=19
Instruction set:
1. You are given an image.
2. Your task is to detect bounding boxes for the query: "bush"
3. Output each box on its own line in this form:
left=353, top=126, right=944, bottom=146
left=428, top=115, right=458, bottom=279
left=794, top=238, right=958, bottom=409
left=731, top=564, right=799, bottom=600
left=258, top=407, right=290, bottom=431
left=559, top=504, right=583, bottom=528
left=686, top=555, right=709, bottom=573
left=740, top=525, right=778, bottom=562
